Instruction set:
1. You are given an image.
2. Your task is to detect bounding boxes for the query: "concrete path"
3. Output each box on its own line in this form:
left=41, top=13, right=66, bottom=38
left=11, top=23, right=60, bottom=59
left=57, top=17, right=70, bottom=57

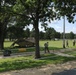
left=53, top=52, right=74, bottom=57
left=0, top=48, right=75, bottom=59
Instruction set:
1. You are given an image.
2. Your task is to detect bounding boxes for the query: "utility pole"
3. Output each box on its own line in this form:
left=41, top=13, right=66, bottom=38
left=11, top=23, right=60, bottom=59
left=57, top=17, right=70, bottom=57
left=63, top=16, right=65, bottom=48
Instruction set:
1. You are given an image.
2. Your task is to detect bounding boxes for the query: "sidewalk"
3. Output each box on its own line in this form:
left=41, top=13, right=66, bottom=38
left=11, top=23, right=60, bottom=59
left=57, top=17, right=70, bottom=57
left=0, top=48, right=75, bottom=59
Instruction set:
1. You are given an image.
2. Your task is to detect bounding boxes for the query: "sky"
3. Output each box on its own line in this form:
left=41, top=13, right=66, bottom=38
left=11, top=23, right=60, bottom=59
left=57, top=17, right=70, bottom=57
left=28, top=16, right=76, bottom=34
left=47, top=17, right=76, bottom=34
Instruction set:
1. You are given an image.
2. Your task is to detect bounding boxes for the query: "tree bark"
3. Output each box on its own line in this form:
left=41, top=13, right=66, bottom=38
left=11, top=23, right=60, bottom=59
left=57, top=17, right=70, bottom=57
left=0, top=24, right=5, bottom=50
left=34, top=20, right=41, bottom=59
left=0, top=17, right=9, bottom=50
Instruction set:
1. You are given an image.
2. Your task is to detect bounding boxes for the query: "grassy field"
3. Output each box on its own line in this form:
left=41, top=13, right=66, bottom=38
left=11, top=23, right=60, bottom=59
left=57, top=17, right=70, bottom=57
left=0, top=54, right=76, bottom=72
left=4, top=40, right=76, bottom=53
left=4, top=41, right=17, bottom=48
left=0, top=40, right=75, bottom=72
left=64, top=50, right=76, bottom=56
left=4, top=40, right=76, bottom=49
left=2, top=40, right=76, bottom=54
left=40, top=40, right=76, bottom=48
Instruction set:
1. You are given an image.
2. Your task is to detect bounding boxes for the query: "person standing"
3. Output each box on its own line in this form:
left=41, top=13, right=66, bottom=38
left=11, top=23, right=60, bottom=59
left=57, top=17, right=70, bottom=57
left=73, top=39, right=75, bottom=46
left=44, top=42, right=50, bottom=53
left=66, top=40, right=69, bottom=47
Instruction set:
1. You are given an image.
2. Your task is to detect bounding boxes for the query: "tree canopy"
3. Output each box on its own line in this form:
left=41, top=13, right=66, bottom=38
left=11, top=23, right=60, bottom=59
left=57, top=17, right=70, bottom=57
left=0, top=0, right=76, bottom=58
left=53, top=0, right=76, bottom=23
left=11, top=0, right=57, bottom=58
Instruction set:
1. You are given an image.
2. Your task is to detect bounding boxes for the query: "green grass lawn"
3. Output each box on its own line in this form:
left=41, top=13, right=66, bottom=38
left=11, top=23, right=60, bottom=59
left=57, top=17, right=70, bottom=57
left=0, top=40, right=75, bottom=72
left=4, top=41, right=13, bottom=48
left=4, top=40, right=76, bottom=48
left=64, top=50, right=76, bottom=56
left=0, top=54, right=76, bottom=72
left=3, top=40, right=76, bottom=53
left=40, top=40, right=63, bottom=48
left=40, top=40, right=76, bottom=48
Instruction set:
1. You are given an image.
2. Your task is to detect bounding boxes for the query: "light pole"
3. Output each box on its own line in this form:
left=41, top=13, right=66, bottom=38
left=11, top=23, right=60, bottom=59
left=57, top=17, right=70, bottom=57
left=63, top=16, right=65, bottom=48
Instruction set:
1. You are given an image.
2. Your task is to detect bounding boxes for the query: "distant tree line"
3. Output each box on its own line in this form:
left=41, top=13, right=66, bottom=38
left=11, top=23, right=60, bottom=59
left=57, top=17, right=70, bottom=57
left=6, top=26, right=76, bottom=41
left=41, top=30, right=76, bottom=40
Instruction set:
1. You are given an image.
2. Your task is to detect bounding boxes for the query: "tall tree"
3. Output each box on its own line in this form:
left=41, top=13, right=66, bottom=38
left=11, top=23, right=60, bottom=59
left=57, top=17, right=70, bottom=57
left=55, top=32, right=61, bottom=39
left=69, top=32, right=74, bottom=39
left=2, top=0, right=75, bottom=58
left=0, top=1, right=9, bottom=49
left=0, top=0, right=16, bottom=49
left=44, top=27, right=56, bottom=40
left=12, top=0, right=57, bottom=58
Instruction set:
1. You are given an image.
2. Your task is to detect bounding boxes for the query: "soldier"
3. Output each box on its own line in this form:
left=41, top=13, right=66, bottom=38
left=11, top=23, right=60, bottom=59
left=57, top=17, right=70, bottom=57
left=44, top=42, right=50, bottom=53
left=73, top=39, right=75, bottom=46
left=66, top=40, right=69, bottom=47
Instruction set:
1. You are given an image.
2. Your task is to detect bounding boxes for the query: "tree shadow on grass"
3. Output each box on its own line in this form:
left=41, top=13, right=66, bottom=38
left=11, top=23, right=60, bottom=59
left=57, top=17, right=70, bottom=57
left=40, top=47, right=63, bottom=51
left=52, top=68, right=76, bottom=75
left=40, top=54, right=76, bottom=64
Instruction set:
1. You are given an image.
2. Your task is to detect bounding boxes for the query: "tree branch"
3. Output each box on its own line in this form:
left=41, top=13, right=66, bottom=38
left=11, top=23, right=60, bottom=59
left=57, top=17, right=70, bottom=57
left=19, top=0, right=35, bottom=20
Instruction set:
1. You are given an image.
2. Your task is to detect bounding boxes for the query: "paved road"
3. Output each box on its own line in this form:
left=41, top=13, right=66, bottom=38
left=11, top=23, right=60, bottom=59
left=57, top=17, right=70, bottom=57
left=52, top=68, right=76, bottom=75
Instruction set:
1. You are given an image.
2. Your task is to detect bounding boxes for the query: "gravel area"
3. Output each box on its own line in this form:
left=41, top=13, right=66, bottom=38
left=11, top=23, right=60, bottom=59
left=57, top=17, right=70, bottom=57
left=0, top=61, right=76, bottom=75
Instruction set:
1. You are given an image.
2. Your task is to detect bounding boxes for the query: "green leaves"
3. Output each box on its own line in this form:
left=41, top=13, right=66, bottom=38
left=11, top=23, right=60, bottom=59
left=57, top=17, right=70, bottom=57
left=13, top=2, right=25, bottom=13
left=53, top=0, right=76, bottom=23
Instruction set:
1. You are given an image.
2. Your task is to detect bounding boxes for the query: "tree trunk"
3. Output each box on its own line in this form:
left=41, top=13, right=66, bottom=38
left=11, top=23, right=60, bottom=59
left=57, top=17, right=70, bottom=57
left=0, top=17, right=8, bottom=50
left=34, top=20, right=40, bottom=59
left=0, top=24, right=5, bottom=50
left=0, top=35, right=4, bottom=50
